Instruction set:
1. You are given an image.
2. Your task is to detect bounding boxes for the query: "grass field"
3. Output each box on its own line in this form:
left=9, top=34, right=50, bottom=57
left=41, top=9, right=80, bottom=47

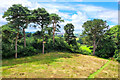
left=2, top=52, right=119, bottom=78
left=94, top=61, right=118, bottom=78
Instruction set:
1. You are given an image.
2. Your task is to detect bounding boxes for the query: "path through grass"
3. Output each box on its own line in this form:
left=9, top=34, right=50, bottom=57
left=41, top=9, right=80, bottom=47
left=94, top=60, right=119, bottom=78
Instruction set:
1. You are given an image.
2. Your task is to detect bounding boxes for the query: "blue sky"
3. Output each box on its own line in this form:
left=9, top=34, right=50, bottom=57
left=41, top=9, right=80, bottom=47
left=0, top=0, right=118, bottom=33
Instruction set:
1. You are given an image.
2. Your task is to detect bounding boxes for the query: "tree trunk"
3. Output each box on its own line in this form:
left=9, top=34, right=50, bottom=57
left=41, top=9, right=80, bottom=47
left=53, top=22, right=55, bottom=43
left=15, top=32, right=19, bottom=58
left=54, top=23, right=56, bottom=35
left=23, top=28, right=26, bottom=47
left=93, top=40, right=96, bottom=56
left=42, top=36, right=44, bottom=54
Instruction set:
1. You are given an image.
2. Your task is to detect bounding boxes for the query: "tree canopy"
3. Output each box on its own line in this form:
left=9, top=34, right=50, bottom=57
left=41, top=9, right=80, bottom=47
left=82, top=19, right=109, bottom=55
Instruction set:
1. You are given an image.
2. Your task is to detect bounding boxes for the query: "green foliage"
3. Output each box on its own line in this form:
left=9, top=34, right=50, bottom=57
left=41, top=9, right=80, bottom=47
left=95, top=37, right=116, bottom=58
left=17, top=46, right=37, bottom=57
left=96, top=25, right=119, bottom=59
left=32, top=8, right=50, bottom=28
left=2, top=43, right=15, bottom=58
left=77, top=37, right=83, bottom=44
left=2, top=24, right=16, bottom=43
left=113, top=50, right=120, bottom=62
left=110, top=25, right=120, bottom=62
left=64, top=23, right=76, bottom=45
left=69, top=43, right=80, bottom=53
left=79, top=45, right=92, bottom=55
left=2, top=4, right=27, bottom=29
left=44, top=37, right=71, bottom=52
left=50, top=13, right=64, bottom=23
left=50, top=13, right=64, bottom=31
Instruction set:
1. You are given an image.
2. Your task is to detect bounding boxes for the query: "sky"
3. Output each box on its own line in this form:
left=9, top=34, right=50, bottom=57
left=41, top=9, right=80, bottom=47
left=0, top=0, right=119, bottom=33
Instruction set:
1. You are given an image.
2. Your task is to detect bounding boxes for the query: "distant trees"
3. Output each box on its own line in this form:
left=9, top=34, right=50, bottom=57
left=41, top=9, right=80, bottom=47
left=64, top=23, right=76, bottom=45
left=82, top=19, right=109, bottom=55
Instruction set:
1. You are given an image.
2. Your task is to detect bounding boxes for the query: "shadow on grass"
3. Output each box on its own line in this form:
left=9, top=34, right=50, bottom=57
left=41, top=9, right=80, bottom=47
left=2, top=52, right=78, bottom=67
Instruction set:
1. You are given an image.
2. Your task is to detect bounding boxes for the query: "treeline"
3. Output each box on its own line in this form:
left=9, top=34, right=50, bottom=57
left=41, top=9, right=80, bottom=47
left=1, top=4, right=120, bottom=62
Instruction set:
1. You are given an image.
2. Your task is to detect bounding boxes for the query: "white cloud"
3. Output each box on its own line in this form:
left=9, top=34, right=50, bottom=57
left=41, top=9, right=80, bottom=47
left=25, top=27, right=39, bottom=32
left=78, top=4, right=105, bottom=12
left=70, top=11, right=89, bottom=33
left=58, top=11, right=89, bottom=33
left=0, top=0, right=32, bottom=13
left=0, top=14, right=7, bottom=26
left=77, top=4, right=118, bottom=24
left=52, top=0, right=56, bottom=1
left=96, top=10, right=118, bottom=24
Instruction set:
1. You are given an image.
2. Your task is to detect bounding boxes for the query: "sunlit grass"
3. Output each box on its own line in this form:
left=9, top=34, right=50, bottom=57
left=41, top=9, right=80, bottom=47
left=94, top=61, right=119, bottom=78
left=2, top=52, right=118, bottom=78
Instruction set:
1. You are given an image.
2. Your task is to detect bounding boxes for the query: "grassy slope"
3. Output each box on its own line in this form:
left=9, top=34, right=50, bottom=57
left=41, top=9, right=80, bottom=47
left=2, top=52, right=118, bottom=78
left=94, top=61, right=118, bottom=78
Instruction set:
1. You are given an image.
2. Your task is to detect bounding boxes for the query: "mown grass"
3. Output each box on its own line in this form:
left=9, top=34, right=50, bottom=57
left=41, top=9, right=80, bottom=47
left=94, top=61, right=119, bottom=78
left=2, top=52, right=118, bottom=78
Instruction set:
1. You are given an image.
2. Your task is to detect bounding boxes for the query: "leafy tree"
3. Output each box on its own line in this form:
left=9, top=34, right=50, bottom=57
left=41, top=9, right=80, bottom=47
left=96, top=25, right=120, bottom=59
left=82, top=19, right=109, bottom=55
left=3, top=4, right=25, bottom=58
left=64, top=23, right=76, bottom=45
left=32, top=8, right=50, bottom=54
left=1, top=24, right=23, bottom=58
left=2, top=24, right=16, bottom=43
left=108, top=25, right=119, bottom=48
left=108, top=25, right=120, bottom=62
left=95, top=32, right=116, bottom=58
left=50, top=13, right=64, bottom=43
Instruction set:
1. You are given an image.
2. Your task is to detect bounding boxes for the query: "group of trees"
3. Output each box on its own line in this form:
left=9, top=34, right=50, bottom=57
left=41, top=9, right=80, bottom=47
left=2, top=4, right=64, bottom=58
left=1, top=4, right=119, bottom=62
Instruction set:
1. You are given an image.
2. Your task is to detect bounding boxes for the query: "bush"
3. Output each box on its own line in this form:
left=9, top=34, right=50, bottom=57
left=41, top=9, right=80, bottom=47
left=17, top=46, right=37, bottom=57
left=2, top=43, right=15, bottom=59
left=2, top=39, right=38, bottom=59
left=95, top=38, right=116, bottom=58
left=45, top=37, right=71, bottom=52
left=113, top=49, right=120, bottom=62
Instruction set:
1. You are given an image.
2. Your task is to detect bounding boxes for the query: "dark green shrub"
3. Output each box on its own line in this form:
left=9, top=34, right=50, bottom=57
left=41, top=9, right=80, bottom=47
left=95, top=38, right=116, bottom=58
left=113, top=49, right=120, bottom=62
left=45, top=37, right=71, bottom=52
left=18, top=46, right=37, bottom=57
left=81, top=49, right=91, bottom=55
left=2, top=43, right=15, bottom=59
